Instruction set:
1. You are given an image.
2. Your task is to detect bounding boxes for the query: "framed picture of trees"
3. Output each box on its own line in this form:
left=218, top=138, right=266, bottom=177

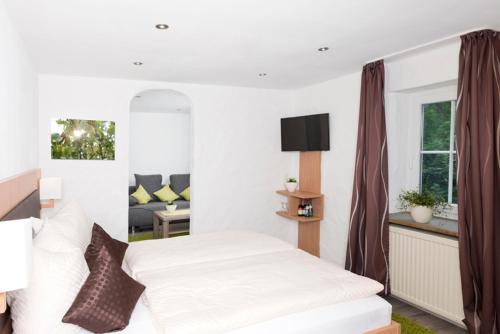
left=51, top=119, right=115, bottom=160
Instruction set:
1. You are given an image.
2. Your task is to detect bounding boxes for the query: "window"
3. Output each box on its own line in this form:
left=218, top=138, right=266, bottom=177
left=420, top=100, right=457, bottom=204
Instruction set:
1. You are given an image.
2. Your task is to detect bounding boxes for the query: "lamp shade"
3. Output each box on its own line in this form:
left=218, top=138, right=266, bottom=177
left=40, top=177, right=62, bottom=200
left=0, top=219, right=32, bottom=292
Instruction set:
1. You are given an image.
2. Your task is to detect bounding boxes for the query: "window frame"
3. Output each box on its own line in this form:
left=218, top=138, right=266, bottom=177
left=419, top=99, right=457, bottom=204
left=405, top=85, right=458, bottom=219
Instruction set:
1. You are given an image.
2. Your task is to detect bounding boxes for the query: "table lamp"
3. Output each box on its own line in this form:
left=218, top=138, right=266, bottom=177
left=0, top=218, right=32, bottom=313
left=40, top=177, right=62, bottom=209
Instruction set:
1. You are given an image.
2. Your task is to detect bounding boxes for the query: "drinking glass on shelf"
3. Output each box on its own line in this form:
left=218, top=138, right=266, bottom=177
left=281, top=202, right=288, bottom=211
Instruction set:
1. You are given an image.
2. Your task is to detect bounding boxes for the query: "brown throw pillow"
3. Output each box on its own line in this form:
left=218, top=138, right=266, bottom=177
left=63, top=245, right=145, bottom=333
left=84, top=223, right=128, bottom=270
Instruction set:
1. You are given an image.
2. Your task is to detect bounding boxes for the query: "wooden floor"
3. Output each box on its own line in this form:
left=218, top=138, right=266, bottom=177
left=386, top=296, right=467, bottom=333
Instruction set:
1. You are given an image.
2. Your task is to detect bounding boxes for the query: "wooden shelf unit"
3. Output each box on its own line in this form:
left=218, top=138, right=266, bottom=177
left=276, top=151, right=323, bottom=257
left=276, top=191, right=324, bottom=222
left=276, top=190, right=323, bottom=199
left=276, top=210, right=322, bottom=223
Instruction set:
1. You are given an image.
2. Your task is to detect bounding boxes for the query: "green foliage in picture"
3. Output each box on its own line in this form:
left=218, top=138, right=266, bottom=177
left=51, top=119, right=115, bottom=160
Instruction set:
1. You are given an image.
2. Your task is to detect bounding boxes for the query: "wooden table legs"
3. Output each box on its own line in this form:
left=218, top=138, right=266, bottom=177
left=153, top=215, right=161, bottom=239
left=154, top=215, right=171, bottom=239
left=162, top=219, right=170, bottom=239
left=153, top=211, right=190, bottom=239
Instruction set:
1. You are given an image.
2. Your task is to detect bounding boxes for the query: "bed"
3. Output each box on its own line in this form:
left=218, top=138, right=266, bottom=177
left=119, top=231, right=393, bottom=334
left=0, top=169, right=399, bottom=334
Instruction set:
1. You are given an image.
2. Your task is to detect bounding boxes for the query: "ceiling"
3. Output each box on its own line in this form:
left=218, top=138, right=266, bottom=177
left=130, top=89, right=190, bottom=114
left=5, top=0, right=500, bottom=89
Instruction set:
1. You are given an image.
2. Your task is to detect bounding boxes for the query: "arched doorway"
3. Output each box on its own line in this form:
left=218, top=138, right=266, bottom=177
left=128, top=89, right=192, bottom=241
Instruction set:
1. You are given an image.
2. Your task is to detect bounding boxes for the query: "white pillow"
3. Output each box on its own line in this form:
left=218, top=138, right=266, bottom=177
left=7, top=247, right=89, bottom=334
left=30, top=217, right=45, bottom=235
left=34, top=223, right=81, bottom=253
left=45, top=201, right=93, bottom=251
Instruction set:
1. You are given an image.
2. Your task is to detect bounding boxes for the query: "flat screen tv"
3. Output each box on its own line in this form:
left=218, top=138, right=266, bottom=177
left=281, top=113, right=330, bottom=151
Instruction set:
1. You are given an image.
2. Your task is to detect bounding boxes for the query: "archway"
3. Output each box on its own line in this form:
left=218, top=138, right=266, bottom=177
left=127, top=89, right=192, bottom=241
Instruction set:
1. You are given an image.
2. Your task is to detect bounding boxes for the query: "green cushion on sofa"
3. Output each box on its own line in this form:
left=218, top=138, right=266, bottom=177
left=180, top=187, right=190, bottom=201
left=154, top=185, right=180, bottom=203
left=131, top=185, right=152, bottom=204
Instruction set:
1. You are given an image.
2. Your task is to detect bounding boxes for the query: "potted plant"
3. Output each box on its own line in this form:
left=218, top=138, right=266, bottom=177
left=166, top=200, right=177, bottom=213
left=398, top=190, right=448, bottom=224
left=285, top=177, right=298, bottom=192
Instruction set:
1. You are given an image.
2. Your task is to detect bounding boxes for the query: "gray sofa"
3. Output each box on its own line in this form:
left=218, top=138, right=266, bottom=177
left=129, top=174, right=190, bottom=231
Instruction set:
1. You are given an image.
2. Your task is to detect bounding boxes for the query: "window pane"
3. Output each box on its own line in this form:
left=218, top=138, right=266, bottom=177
left=421, top=153, right=449, bottom=200
left=422, top=102, right=451, bottom=151
left=452, top=153, right=457, bottom=203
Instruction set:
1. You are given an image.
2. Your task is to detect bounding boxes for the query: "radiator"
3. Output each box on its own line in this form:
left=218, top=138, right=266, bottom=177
left=389, top=225, right=465, bottom=326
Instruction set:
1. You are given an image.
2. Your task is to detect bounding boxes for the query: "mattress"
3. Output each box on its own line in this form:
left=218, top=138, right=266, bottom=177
left=123, top=231, right=387, bottom=334
left=228, top=295, right=391, bottom=334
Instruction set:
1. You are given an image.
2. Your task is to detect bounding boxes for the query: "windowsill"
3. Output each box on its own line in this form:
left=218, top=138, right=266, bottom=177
left=389, top=212, right=458, bottom=238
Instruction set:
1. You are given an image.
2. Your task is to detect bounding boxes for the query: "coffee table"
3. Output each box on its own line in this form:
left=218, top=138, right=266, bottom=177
left=153, top=209, right=190, bottom=239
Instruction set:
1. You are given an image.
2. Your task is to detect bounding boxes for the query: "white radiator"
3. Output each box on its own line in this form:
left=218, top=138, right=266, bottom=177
left=389, top=225, right=465, bottom=326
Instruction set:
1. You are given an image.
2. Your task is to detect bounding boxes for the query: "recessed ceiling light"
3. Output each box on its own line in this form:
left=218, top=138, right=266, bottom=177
left=135, top=95, right=141, bottom=98
left=133, top=61, right=143, bottom=66
left=155, top=24, right=169, bottom=30
left=318, top=47, right=330, bottom=52
left=258, top=73, right=267, bottom=77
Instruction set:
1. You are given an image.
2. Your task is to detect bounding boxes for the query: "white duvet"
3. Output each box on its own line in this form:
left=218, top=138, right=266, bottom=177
left=126, top=231, right=293, bottom=276
left=126, top=231, right=383, bottom=334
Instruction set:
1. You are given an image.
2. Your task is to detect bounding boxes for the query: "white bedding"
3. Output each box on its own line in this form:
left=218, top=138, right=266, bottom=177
left=126, top=232, right=382, bottom=334
left=125, top=231, right=293, bottom=276
left=80, top=295, right=391, bottom=334
left=80, top=298, right=156, bottom=334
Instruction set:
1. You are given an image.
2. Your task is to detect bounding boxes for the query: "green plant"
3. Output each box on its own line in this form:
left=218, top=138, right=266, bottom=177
left=167, top=200, right=174, bottom=205
left=286, top=177, right=297, bottom=183
left=398, top=189, right=449, bottom=215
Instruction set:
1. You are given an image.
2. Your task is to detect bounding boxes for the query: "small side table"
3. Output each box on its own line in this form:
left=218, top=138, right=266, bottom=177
left=153, top=209, right=190, bottom=239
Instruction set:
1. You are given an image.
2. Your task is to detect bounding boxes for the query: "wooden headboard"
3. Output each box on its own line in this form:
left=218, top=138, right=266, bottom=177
left=0, top=169, right=41, bottom=334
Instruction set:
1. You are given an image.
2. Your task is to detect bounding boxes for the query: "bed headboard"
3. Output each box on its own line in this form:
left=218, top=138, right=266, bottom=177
left=0, top=169, right=41, bottom=334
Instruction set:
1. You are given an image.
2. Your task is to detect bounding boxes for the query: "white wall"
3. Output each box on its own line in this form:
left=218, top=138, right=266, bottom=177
left=129, top=111, right=190, bottom=185
left=0, top=1, right=38, bottom=179
left=291, top=40, right=461, bottom=266
left=38, top=75, right=294, bottom=243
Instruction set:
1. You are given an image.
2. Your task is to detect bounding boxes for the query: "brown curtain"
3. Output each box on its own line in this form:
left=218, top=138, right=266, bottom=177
left=456, top=29, right=500, bottom=333
left=345, top=60, right=390, bottom=294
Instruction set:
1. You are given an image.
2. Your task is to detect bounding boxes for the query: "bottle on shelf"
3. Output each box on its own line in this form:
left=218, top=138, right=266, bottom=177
left=298, top=201, right=304, bottom=216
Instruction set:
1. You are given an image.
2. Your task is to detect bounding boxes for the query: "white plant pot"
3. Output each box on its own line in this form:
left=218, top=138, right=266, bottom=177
left=285, top=182, right=298, bottom=192
left=166, top=204, right=177, bottom=213
left=410, top=206, right=433, bottom=224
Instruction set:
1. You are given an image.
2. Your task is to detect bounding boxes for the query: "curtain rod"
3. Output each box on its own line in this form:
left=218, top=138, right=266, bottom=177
left=365, top=27, right=486, bottom=64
